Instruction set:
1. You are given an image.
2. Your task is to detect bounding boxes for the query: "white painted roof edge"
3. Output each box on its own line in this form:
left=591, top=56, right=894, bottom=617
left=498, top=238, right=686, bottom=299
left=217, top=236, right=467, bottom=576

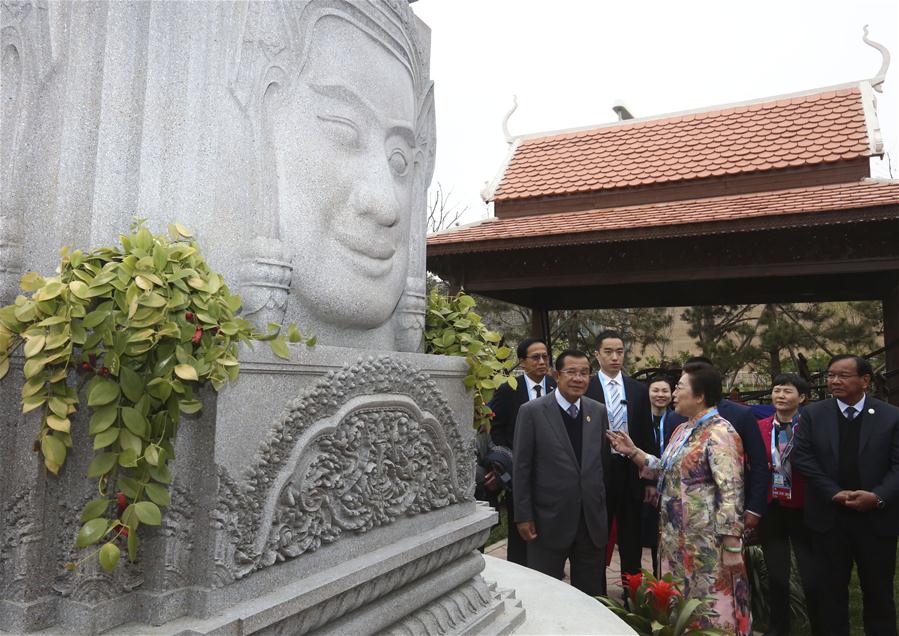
left=508, top=79, right=870, bottom=143
left=859, top=80, right=885, bottom=157
left=481, top=137, right=521, bottom=206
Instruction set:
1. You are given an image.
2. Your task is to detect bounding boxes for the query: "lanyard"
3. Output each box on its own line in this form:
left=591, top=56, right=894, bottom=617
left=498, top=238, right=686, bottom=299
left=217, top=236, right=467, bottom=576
left=659, top=407, right=718, bottom=478
left=658, top=412, right=667, bottom=456
left=770, top=415, right=797, bottom=473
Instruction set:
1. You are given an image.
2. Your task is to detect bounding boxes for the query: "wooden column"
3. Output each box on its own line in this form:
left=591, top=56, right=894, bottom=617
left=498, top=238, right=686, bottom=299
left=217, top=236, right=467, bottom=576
left=530, top=308, right=551, bottom=351
left=883, top=282, right=899, bottom=406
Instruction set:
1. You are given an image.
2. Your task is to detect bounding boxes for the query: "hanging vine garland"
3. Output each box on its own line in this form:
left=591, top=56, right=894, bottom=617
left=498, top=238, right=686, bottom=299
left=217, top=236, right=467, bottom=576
left=0, top=220, right=312, bottom=572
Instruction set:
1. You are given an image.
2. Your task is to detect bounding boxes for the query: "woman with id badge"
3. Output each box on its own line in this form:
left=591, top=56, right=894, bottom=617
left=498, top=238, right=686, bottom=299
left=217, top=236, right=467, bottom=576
left=607, top=361, right=751, bottom=635
left=756, top=374, right=820, bottom=636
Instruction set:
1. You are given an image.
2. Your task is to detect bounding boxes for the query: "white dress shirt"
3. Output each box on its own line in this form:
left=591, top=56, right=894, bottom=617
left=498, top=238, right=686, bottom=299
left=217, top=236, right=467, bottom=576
left=554, top=390, right=581, bottom=415
left=836, top=395, right=867, bottom=419
left=523, top=374, right=548, bottom=401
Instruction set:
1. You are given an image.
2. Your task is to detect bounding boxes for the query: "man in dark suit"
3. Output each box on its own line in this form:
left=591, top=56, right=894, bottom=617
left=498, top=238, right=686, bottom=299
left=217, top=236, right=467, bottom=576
left=792, top=354, right=899, bottom=636
left=664, top=357, right=769, bottom=531
left=513, top=349, right=611, bottom=596
left=585, top=330, right=654, bottom=590
left=488, top=338, right=555, bottom=566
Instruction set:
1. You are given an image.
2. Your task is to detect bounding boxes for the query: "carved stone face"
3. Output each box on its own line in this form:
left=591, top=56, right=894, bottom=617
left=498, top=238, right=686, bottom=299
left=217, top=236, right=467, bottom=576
left=270, top=16, right=416, bottom=330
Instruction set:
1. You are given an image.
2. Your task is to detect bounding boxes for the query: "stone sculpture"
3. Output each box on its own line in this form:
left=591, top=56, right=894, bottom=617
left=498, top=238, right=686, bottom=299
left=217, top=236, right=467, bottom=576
left=0, top=1, right=524, bottom=634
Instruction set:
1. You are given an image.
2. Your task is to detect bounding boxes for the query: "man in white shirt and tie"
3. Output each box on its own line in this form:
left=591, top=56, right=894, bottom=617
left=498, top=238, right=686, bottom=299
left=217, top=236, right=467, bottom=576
left=585, top=330, right=655, bottom=597
left=489, top=338, right=556, bottom=566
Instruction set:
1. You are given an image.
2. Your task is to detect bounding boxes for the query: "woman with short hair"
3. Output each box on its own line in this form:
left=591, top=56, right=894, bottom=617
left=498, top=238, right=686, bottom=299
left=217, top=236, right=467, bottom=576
left=608, top=361, right=751, bottom=635
left=756, top=373, right=820, bottom=636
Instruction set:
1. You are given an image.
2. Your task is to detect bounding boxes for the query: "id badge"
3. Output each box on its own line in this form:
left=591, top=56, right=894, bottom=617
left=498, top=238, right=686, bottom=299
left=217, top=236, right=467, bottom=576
left=771, top=472, right=792, bottom=501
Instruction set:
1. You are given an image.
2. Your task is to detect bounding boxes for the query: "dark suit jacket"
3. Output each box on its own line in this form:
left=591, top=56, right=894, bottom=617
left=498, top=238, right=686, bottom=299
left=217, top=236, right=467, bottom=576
left=585, top=373, right=655, bottom=496
left=513, top=393, right=611, bottom=550
left=488, top=375, right=556, bottom=449
left=792, top=396, right=899, bottom=536
left=665, top=399, right=769, bottom=516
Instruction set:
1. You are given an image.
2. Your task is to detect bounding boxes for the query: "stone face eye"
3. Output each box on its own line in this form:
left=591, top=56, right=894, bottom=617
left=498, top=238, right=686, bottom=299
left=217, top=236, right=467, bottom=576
left=388, top=148, right=409, bottom=177
left=317, top=115, right=360, bottom=148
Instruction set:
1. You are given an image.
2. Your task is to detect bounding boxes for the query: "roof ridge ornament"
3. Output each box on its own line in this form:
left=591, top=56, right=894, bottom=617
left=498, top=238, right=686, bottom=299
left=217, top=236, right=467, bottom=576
left=502, top=95, right=518, bottom=144
left=863, top=25, right=890, bottom=93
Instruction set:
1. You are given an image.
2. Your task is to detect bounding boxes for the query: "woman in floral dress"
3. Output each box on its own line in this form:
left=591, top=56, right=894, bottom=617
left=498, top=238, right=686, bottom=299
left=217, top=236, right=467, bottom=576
left=608, top=361, right=751, bottom=635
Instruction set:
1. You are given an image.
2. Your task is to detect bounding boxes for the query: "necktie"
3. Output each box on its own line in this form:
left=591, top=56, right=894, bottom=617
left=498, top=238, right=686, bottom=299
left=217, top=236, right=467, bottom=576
left=567, top=404, right=578, bottom=419
left=845, top=406, right=857, bottom=421
left=608, top=379, right=623, bottom=431
left=534, top=384, right=542, bottom=398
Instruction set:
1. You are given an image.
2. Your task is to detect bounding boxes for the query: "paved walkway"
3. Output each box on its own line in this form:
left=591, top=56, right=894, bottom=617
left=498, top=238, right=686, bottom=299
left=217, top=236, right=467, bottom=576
left=485, top=539, right=655, bottom=600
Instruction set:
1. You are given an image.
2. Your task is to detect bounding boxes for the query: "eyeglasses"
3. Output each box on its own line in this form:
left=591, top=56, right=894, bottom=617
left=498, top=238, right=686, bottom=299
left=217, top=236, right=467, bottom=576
left=825, top=373, right=859, bottom=381
left=525, top=354, right=550, bottom=362
left=559, top=368, right=591, bottom=379
left=673, top=383, right=689, bottom=392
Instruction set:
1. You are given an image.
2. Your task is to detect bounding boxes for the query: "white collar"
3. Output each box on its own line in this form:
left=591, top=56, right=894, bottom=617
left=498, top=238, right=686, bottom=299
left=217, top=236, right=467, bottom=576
left=836, top=395, right=867, bottom=417
left=523, top=374, right=546, bottom=396
left=598, top=370, right=623, bottom=386
left=555, top=390, right=581, bottom=412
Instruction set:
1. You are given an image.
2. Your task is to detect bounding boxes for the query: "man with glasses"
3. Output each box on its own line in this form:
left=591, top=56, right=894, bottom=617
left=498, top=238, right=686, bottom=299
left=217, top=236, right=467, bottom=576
left=513, top=350, right=612, bottom=596
left=793, top=354, right=899, bottom=636
left=489, top=338, right=556, bottom=566
left=585, top=330, right=655, bottom=595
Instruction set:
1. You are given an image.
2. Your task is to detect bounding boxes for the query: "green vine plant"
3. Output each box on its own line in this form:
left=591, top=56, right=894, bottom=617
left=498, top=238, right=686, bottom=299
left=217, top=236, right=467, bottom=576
left=0, top=220, right=313, bottom=573
left=424, top=289, right=517, bottom=430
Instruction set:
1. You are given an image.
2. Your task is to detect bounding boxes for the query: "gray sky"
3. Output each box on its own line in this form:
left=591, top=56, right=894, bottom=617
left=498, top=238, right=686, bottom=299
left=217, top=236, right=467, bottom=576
left=412, top=0, right=899, bottom=225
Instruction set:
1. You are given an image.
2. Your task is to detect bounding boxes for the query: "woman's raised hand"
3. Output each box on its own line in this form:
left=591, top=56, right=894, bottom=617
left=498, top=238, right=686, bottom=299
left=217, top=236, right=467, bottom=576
left=606, top=430, right=636, bottom=456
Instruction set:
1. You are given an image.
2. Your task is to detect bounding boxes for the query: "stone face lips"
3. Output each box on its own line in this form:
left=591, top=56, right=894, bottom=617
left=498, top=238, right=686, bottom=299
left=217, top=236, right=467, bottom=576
left=493, top=88, right=871, bottom=201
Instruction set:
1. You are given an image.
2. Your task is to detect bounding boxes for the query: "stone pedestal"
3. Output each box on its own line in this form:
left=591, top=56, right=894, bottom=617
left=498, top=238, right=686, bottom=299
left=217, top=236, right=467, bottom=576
left=0, top=346, right=522, bottom=634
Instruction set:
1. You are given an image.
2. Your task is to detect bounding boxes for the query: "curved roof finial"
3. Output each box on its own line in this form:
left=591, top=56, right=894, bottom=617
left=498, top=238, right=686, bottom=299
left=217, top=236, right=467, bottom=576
left=863, top=25, right=890, bottom=93
left=502, top=95, right=518, bottom=144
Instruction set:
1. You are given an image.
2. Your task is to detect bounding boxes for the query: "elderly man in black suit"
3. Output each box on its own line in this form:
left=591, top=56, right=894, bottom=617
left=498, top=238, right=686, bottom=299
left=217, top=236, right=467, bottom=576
left=488, top=338, right=555, bottom=566
left=513, top=349, right=611, bottom=596
left=585, top=330, right=655, bottom=593
left=792, top=355, right=899, bottom=636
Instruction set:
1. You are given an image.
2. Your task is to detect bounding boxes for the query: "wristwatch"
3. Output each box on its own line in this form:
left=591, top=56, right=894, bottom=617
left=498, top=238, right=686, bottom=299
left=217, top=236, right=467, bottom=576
left=875, top=494, right=886, bottom=510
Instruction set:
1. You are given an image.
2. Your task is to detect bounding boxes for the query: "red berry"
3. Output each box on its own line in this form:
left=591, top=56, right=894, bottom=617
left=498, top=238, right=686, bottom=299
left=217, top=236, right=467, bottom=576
left=116, top=492, right=127, bottom=514
left=212, top=326, right=220, bottom=335
left=81, top=362, right=91, bottom=371
left=191, top=327, right=203, bottom=344
left=120, top=527, right=129, bottom=538
left=99, top=367, right=109, bottom=376
left=185, top=312, right=194, bottom=322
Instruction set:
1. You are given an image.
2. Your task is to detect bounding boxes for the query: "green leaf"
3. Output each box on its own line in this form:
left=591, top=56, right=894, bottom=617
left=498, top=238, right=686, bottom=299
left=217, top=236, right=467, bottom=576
left=93, top=426, right=120, bottom=449
left=119, top=428, right=143, bottom=456
left=98, top=541, right=120, bottom=572
left=134, top=501, right=161, bottom=525
left=118, top=448, right=138, bottom=467
left=87, top=452, right=119, bottom=478
left=89, top=405, right=119, bottom=434
left=69, top=280, right=90, bottom=299
left=148, top=461, right=172, bottom=484
left=22, top=356, right=47, bottom=379
left=80, top=498, right=110, bottom=523
left=41, top=435, right=67, bottom=468
left=121, top=503, right=139, bottom=530
left=145, top=444, right=160, bottom=466
left=507, top=375, right=518, bottom=391
left=121, top=407, right=148, bottom=437
left=88, top=380, right=120, bottom=406
left=178, top=399, right=202, bottom=414
left=23, top=334, right=46, bottom=358
left=83, top=308, right=109, bottom=329
left=119, top=366, right=144, bottom=402
left=144, top=483, right=171, bottom=507
left=48, top=396, right=69, bottom=419
left=174, top=364, right=198, bottom=381
left=270, top=336, right=290, bottom=359
left=673, top=598, right=703, bottom=636
left=75, top=518, right=109, bottom=548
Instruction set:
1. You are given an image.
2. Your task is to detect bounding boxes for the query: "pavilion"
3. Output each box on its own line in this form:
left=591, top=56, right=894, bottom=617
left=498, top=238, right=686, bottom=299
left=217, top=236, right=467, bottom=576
left=426, top=71, right=899, bottom=404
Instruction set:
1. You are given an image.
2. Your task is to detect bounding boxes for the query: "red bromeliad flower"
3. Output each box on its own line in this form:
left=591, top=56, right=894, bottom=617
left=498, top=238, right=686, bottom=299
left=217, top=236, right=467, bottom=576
left=624, top=572, right=643, bottom=602
left=646, top=579, right=680, bottom=612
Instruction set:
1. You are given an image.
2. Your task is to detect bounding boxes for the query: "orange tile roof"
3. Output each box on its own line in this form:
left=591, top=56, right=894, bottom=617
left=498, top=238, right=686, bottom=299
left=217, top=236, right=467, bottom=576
left=429, top=181, right=899, bottom=254
left=492, top=87, right=873, bottom=202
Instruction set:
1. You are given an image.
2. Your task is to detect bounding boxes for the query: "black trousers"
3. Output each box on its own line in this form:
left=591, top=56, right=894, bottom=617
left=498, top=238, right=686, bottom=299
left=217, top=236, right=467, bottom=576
left=812, top=512, right=898, bottom=636
left=505, top=495, right=527, bottom=566
left=526, top=514, right=607, bottom=597
left=608, top=455, right=643, bottom=582
left=758, top=503, right=820, bottom=636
